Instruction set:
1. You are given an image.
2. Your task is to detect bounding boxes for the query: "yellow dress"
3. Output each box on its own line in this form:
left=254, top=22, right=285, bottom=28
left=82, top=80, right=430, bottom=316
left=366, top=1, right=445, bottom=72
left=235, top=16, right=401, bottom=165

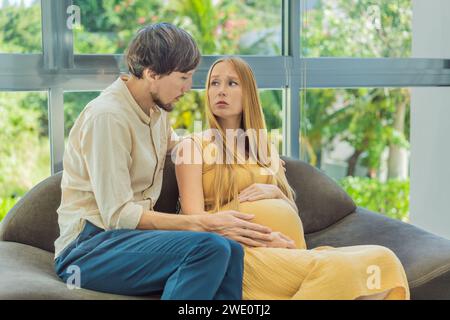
left=187, top=135, right=410, bottom=300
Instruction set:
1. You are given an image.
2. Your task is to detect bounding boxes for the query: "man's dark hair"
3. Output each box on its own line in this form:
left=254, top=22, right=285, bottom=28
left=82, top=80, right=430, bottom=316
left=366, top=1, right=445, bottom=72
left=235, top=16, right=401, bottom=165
left=125, top=22, right=201, bottom=78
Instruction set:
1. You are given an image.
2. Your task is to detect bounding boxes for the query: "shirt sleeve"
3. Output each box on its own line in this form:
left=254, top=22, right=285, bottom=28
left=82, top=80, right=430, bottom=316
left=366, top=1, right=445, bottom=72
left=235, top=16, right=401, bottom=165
left=80, top=113, right=144, bottom=230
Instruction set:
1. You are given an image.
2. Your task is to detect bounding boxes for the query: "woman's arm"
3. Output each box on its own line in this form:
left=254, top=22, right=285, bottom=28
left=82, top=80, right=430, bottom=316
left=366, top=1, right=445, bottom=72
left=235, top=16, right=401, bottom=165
left=238, top=150, right=299, bottom=214
left=174, top=137, right=279, bottom=247
left=174, top=137, right=206, bottom=215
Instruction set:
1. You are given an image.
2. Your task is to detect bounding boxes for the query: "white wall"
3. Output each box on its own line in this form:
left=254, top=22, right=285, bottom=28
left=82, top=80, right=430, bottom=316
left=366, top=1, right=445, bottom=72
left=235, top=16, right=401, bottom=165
left=410, top=0, right=450, bottom=239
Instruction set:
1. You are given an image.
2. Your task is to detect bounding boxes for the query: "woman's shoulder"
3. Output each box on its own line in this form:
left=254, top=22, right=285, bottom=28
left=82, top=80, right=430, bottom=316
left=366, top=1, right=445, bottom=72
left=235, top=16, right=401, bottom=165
left=184, top=129, right=218, bottom=147
left=176, top=131, right=215, bottom=156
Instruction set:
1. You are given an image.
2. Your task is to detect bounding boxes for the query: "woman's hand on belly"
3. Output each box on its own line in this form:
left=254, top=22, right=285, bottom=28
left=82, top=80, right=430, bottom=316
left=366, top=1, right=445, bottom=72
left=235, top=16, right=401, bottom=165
left=238, top=183, right=299, bottom=215
left=237, top=183, right=283, bottom=202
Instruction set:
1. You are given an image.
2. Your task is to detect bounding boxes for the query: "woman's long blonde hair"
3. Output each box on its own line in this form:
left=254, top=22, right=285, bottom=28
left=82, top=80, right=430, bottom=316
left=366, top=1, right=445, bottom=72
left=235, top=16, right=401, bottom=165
left=204, top=57, right=296, bottom=212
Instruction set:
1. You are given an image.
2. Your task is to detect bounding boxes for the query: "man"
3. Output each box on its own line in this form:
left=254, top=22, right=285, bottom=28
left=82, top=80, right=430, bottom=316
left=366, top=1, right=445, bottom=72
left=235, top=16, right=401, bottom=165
left=54, top=23, right=274, bottom=300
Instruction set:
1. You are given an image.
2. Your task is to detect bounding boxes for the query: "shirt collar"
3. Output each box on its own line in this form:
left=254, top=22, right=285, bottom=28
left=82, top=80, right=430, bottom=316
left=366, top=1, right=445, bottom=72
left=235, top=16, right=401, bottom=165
left=117, top=75, right=161, bottom=125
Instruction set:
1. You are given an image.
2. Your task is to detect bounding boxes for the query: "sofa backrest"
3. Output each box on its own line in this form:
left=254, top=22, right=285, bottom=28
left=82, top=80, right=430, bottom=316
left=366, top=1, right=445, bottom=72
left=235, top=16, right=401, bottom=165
left=0, top=155, right=356, bottom=253
left=282, top=156, right=356, bottom=233
left=0, top=171, right=62, bottom=253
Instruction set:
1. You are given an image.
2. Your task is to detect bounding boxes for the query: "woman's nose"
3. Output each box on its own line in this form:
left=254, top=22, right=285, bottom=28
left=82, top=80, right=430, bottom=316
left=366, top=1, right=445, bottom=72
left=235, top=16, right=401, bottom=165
left=218, top=86, right=227, bottom=96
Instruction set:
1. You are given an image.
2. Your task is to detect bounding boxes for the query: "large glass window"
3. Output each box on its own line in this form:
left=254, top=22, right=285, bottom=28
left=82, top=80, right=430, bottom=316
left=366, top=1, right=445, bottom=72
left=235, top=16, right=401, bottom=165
left=0, top=91, right=50, bottom=221
left=301, top=0, right=412, bottom=57
left=300, top=87, right=410, bottom=222
left=0, top=0, right=42, bottom=53
left=73, top=0, right=282, bottom=55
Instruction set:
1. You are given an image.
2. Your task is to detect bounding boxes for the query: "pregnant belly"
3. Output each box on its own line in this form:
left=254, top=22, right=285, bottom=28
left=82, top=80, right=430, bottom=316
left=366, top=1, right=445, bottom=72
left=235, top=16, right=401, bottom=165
left=220, top=198, right=306, bottom=249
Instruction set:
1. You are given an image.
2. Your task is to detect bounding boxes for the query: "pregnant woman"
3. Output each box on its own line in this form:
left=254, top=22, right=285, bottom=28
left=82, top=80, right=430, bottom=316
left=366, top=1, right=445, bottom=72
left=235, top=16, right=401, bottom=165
left=174, top=57, right=410, bottom=300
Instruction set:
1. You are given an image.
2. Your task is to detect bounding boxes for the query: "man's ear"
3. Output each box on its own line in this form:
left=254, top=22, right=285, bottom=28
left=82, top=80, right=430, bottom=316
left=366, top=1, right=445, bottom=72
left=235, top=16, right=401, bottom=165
left=143, top=68, right=160, bottom=81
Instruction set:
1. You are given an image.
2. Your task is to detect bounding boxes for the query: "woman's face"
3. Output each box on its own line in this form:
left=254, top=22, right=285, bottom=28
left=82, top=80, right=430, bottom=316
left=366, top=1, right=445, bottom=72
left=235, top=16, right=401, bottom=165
left=208, top=61, right=243, bottom=123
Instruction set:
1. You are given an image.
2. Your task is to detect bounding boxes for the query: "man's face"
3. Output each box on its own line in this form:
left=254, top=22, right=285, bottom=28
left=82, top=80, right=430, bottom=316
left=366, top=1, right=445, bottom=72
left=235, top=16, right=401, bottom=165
left=151, top=70, right=195, bottom=112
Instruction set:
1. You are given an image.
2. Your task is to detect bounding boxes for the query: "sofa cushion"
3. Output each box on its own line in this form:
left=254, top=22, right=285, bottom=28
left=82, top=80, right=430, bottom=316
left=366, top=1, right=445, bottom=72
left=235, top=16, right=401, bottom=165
left=0, top=241, right=157, bottom=300
left=305, top=207, right=450, bottom=299
left=153, top=154, right=179, bottom=214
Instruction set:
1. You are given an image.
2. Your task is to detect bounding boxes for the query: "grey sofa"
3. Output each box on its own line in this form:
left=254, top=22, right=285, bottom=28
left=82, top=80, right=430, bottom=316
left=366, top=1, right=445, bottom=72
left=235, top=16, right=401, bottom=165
left=1, top=156, right=450, bottom=299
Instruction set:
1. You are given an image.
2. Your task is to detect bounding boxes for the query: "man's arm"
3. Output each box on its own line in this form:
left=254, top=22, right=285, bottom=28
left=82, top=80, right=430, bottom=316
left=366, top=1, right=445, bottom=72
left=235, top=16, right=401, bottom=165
left=80, top=114, right=270, bottom=240
left=81, top=113, right=146, bottom=230
left=137, top=210, right=203, bottom=231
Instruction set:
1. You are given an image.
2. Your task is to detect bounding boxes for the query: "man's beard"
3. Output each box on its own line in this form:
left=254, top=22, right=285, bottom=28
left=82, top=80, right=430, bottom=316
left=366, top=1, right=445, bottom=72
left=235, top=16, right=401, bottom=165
left=151, top=91, right=174, bottom=112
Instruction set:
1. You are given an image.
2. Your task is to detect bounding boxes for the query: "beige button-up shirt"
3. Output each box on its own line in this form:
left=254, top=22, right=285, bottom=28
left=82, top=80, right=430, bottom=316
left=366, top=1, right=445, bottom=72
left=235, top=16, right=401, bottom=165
left=54, top=75, right=177, bottom=259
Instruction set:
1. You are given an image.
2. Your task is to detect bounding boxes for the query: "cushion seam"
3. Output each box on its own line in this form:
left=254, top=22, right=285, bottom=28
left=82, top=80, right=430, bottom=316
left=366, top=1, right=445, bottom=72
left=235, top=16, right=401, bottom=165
left=409, top=262, right=450, bottom=288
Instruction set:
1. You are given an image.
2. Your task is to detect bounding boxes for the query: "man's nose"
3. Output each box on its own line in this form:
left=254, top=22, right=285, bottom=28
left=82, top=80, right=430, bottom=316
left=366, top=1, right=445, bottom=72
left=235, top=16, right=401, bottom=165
left=182, top=83, right=192, bottom=94
left=185, top=79, right=193, bottom=92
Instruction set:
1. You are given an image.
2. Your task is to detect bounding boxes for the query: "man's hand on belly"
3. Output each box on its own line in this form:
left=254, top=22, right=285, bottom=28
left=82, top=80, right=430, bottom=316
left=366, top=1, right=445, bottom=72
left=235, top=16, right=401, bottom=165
left=258, top=231, right=296, bottom=249
left=197, top=211, right=277, bottom=247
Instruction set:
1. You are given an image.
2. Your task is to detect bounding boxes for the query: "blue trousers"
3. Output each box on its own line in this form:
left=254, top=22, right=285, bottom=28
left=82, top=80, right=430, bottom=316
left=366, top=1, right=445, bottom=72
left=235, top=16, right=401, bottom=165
left=54, top=221, right=244, bottom=300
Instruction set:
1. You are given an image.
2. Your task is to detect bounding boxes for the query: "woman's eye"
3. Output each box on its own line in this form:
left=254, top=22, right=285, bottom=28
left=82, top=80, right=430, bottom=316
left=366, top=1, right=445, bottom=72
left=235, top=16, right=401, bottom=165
left=230, top=81, right=238, bottom=86
left=211, top=81, right=219, bottom=86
